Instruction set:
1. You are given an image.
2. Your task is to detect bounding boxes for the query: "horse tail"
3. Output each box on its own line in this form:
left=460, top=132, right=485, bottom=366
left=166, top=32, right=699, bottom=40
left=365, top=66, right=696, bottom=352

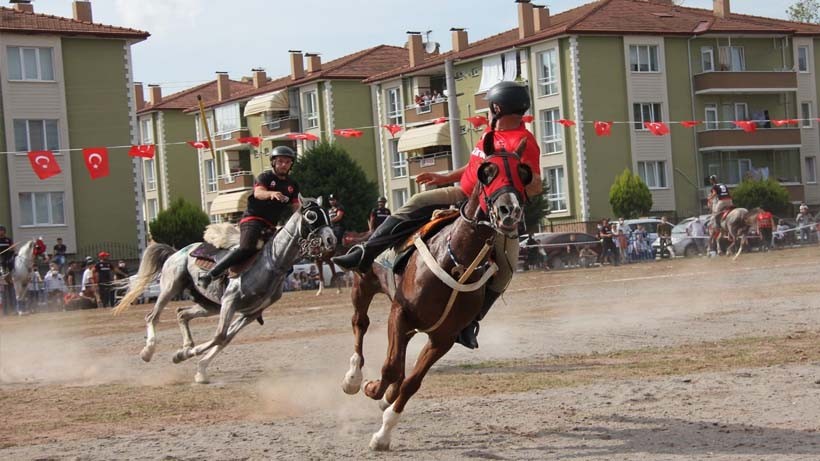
left=112, top=243, right=176, bottom=315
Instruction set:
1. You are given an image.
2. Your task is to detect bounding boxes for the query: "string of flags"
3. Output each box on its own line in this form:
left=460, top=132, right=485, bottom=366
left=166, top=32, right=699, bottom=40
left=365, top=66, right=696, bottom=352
left=12, top=115, right=819, bottom=181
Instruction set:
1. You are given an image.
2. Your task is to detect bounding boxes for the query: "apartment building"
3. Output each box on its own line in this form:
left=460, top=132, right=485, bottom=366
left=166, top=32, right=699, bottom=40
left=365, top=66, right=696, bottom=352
left=0, top=1, right=149, bottom=255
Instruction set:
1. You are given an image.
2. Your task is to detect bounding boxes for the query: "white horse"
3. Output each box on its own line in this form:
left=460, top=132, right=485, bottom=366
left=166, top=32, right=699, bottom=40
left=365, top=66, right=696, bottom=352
left=4, top=240, right=36, bottom=314
left=113, top=197, right=336, bottom=383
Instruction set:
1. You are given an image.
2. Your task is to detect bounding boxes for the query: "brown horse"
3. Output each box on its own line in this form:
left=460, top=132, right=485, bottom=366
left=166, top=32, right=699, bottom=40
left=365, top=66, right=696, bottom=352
left=313, top=230, right=370, bottom=295
left=340, top=149, right=531, bottom=450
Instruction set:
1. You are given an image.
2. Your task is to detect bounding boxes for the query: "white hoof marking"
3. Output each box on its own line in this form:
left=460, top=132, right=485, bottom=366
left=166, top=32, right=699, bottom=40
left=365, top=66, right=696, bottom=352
left=369, top=405, right=400, bottom=451
left=378, top=396, right=391, bottom=411
left=194, top=371, right=209, bottom=384
left=342, top=353, right=363, bottom=395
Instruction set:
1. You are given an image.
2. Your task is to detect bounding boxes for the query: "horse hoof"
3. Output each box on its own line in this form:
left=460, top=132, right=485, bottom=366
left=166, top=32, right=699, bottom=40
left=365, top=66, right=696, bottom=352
left=140, top=347, right=154, bottom=362
left=369, top=434, right=391, bottom=451
left=378, top=397, right=391, bottom=411
left=172, top=349, right=189, bottom=364
left=194, top=371, right=209, bottom=384
left=342, top=374, right=362, bottom=395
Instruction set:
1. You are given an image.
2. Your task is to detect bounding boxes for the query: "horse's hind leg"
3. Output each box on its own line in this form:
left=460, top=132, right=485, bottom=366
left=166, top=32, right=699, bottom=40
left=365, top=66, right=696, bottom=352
left=194, top=314, right=253, bottom=384
left=141, top=277, right=185, bottom=362
left=315, top=260, right=324, bottom=297
left=342, top=274, right=379, bottom=394
left=363, top=303, right=411, bottom=402
left=369, top=337, right=454, bottom=451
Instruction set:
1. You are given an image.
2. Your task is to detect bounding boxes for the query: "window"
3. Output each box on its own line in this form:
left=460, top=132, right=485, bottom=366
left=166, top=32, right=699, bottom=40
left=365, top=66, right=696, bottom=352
left=195, top=113, right=216, bottom=140
left=798, top=46, right=810, bottom=72
left=147, top=199, right=159, bottom=222
left=544, top=167, right=567, bottom=212
left=540, top=108, right=562, bottom=154
left=701, top=47, right=714, bottom=72
left=386, top=87, right=403, bottom=125
left=718, top=46, right=745, bottom=71
left=477, top=52, right=520, bottom=92
left=705, top=104, right=719, bottom=130
left=629, top=45, right=660, bottom=72
left=801, top=102, right=813, bottom=128
left=7, top=46, right=54, bottom=81
left=204, top=159, right=217, bottom=192
left=388, top=139, right=407, bottom=178
left=303, top=91, right=318, bottom=129
left=537, top=49, right=558, bottom=96
left=19, top=192, right=64, bottom=226
left=139, top=118, right=153, bottom=144
left=637, top=161, right=668, bottom=189
left=734, top=103, right=748, bottom=123
left=144, top=159, right=157, bottom=191
left=214, top=103, right=240, bottom=137
left=13, top=119, right=58, bottom=152
left=806, top=156, right=817, bottom=184
left=632, top=103, right=662, bottom=130
left=392, top=188, right=408, bottom=209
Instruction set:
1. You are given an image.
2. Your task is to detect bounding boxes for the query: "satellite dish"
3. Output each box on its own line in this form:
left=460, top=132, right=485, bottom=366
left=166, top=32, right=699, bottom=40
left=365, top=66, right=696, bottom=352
left=424, top=41, right=440, bottom=54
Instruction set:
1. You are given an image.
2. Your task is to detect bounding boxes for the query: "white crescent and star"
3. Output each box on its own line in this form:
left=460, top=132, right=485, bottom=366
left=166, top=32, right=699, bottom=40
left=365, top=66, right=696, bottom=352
left=88, top=153, right=103, bottom=168
left=34, top=155, right=51, bottom=168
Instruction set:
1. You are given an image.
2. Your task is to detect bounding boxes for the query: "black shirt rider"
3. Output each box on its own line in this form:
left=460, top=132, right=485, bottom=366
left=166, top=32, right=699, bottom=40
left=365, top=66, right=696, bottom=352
left=712, top=183, right=731, bottom=199
left=242, top=170, right=300, bottom=227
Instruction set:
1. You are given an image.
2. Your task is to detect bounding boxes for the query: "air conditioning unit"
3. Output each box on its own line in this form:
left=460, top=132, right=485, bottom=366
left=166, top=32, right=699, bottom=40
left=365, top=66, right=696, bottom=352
left=470, top=67, right=480, bottom=77
left=455, top=71, right=465, bottom=80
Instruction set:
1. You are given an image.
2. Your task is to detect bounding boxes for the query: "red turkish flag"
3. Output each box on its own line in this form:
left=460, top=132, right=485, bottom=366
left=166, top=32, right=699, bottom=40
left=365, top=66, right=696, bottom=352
left=27, top=151, right=61, bottom=180
left=644, top=121, right=670, bottom=136
left=522, top=115, right=534, bottom=123
left=594, top=121, right=613, bottom=137
left=188, top=140, right=210, bottom=149
left=383, top=124, right=402, bottom=137
left=82, top=147, right=110, bottom=180
left=287, top=132, right=320, bottom=141
left=128, top=144, right=155, bottom=158
left=733, top=121, right=757, bottom=133
left=237, top=136, right=262, bottom=147
left=466, top=115, right=488, bottom=129
left=333, top=128, right=364, bottom=138
left=433, top=117, right=448, bottom=124
left=680, top=121, right=701, bottom=128
left=772, top=119, right=798, bottom=127
left=558, top=119, right=576, bottom=127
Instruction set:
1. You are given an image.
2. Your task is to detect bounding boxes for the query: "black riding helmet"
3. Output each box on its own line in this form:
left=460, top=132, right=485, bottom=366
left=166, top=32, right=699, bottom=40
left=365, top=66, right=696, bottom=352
left=270, top=145, right=296, bottom=160
left=485, top=81, right=530, bottom=117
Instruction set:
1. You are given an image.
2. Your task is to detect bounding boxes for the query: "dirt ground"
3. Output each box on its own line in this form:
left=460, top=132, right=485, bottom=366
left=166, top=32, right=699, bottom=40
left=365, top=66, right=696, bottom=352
left=2, top=246, right=820, bottom=460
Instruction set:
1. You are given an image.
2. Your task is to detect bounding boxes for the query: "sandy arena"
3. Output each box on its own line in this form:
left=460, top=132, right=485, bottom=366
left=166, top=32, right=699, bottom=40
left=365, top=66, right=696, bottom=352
left=2, top=246, right=820, bottom=460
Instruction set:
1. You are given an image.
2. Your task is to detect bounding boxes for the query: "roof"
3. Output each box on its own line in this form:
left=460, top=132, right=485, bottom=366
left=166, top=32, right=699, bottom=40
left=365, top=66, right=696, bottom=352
left=0, top=6, right=149, bottom=40
left=367, top=0, right=820, bottom=83
left=196, top=44, right=409, bottom=110
left=138, top=79, right=254, bottom=114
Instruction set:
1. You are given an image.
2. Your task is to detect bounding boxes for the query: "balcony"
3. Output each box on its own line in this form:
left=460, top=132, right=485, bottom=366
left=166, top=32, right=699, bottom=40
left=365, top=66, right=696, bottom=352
left=474, top=92, right=489, bottom=111
left=693, top=71, right=797, bottom=95
left=217, top=171, right=254, bottom=193
left=261, top=117, right=300, bottom=137
left=697, top=128, right=801, bottom=151
left=213, top=128, right=249, bottom=150
left=404, top=100, right=448, bottom=125
left=408, top=151, right=453, bottom=177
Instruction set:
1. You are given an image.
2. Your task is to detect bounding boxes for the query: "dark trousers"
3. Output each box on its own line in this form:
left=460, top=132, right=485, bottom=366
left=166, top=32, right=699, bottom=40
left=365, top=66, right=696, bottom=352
left=99, top=282, right=114, bottom=307
left=760, top=228, right=773, bottom=248
left=2, top=282, right=17, bottom=315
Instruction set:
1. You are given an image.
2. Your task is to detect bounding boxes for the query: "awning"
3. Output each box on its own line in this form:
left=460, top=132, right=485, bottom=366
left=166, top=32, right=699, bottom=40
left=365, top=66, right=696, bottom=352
left=397, top=122, right=451, bottom=152
left=208, top=190, right=252, bottom=215
left=243, top=90, right=289, bottom=117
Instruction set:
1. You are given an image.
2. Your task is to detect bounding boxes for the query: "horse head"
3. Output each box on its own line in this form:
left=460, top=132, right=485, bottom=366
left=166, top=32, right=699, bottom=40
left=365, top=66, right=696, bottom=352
left=297, top=195, right=337, bottom=258
left=475, top=137, right=533, bottom=237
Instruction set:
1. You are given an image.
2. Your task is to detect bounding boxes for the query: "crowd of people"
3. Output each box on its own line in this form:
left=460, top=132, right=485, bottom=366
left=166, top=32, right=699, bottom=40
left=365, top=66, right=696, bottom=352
left=413, top=90, right=446, bottom=108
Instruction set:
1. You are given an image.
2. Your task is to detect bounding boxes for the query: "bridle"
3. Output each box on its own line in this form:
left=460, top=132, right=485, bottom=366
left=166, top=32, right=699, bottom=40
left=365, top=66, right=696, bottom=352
left=298, top=201, right=333, bottom=258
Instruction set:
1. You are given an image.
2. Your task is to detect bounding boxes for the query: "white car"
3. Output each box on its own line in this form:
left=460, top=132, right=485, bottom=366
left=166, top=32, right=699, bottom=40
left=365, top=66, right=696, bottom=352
left=291, top=257, right=343, bottom=285
left=119, top=274, right=161, bottom=304
left=614, top=218, right=663, bottom=246
left=651, top=215, right=711, bottom=257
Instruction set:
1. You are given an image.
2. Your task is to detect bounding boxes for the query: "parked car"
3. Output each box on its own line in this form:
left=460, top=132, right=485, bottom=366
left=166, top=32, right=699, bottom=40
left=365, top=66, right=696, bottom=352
left=616, top=218, right=664, bottom=247
left=291, top=257, right=342, bottom=286
left=520, top=232, right=602, bottom=270
left=651, top=215, right=710, bottom=257
left=119, top=274, right=161, bottom=304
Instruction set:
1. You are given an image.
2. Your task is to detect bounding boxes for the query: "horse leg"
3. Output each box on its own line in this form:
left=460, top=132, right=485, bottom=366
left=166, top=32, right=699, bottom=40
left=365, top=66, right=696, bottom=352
left=363, top=304, right=411, bottom=401
left=330, top=262, right=342, bottom=295
left=369, top=337, right=454, bottom=451
left=173, top=289, right=238, bottom=364
left=342, top=274, right=378, bottom=394
left=733, top=234, right=746, bottom=261
left=381, top=370, right=406, bottom=411
left=194, top=314, right=254, bottom=384
left=141, top=278, right=185, bottom=362
left=315, top=259, right=324, bottom=296
left=176, top=304, right=215, bottom=353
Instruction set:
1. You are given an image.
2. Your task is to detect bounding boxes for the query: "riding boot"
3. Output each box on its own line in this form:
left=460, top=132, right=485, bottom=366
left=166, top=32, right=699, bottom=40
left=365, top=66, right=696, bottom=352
left=456, top=289, right=502, bottom=350
left=200, top=248, right=253, bottom=288
left=332, top=216, right=410, bottom=273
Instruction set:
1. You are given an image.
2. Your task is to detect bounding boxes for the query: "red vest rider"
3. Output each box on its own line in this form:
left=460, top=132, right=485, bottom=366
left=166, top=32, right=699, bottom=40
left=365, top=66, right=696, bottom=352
left=201, top=146, right=300, bottom=288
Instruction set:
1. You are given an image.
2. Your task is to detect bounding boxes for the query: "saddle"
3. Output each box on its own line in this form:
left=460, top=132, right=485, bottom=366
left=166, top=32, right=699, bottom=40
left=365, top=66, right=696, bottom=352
left=190, top=224, right=275, bottom=278
left=377, top=208, right=460, bottom=276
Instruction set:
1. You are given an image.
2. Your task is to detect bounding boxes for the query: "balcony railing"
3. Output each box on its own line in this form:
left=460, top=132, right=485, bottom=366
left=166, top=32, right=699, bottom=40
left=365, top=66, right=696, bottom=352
left=693, top=71, right=797, bottom=94
left=213, top=128, right=249, bottom=149
left=697, top=128, right=801, bottom=151
left=261, top=117, right=300, bottom=137
left=404, top=100, right=449, bottom=125
left=408, top=151, right=453, bottom=177
left=218, top=170, right=254, bottom=192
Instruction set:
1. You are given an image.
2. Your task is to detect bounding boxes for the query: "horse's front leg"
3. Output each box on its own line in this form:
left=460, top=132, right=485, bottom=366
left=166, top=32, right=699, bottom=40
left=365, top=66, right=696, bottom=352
left=176, top=304, right=214, bottom=351
left=363, top=304, right=411, bottom=401
left=194, top=313, right=253, bottom=384
left=173, top=291, right=238, bottom=364
left=342, top=274, right=378, bottom=395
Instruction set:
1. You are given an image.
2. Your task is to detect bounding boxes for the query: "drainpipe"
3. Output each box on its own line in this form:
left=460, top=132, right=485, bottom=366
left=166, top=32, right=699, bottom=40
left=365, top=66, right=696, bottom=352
left=445, top=58, right=463, bottom=171
left=687, top=35, right=703, bottom=213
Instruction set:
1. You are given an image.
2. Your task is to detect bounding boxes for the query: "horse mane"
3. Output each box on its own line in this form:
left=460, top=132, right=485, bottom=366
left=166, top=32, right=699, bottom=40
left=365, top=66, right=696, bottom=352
left=203, top=223, right=240, bottom=249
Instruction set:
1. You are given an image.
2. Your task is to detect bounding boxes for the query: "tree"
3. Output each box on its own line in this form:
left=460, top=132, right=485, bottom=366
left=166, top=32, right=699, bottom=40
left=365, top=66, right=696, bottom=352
left=148, top=198, right=211, bottom=249
left=290, top=142, right=379, bottom=232
left=731, top=179, right=791, bottom=214
left=524, top=179, right=551, bottom=232
left=609, top=169, right=652, bottom=219
left=787, top=0, right=820, bottom=23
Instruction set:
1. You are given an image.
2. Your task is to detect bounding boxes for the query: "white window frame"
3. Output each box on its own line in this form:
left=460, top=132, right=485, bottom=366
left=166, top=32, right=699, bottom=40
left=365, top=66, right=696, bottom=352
left=388, top=139, right=407, bottom=178
left=540, top=108, right=563, bottom=154
left=734, top=103, right=748, bottom=122
left=303, top=91, right=319, bottom=129
left=629, top=45, right=660, bottom=73
left=633, top=103, right=662, bottom=130
left=806, top=156, right=817, bottom=184
left=392, top=188, right=409, bottom=209
left=637, top=161, right=668, bottom=189
left=701, top=47, right=714, bottom=72
left=7, top=46, right=55, bottom=81
left=705, top=104, right=719, bottom=130
left=801, top=102, right=813, bottom=128
left=204, top=159, right=217, bottom=192
left=544, top=166, right=567, bottom=212
left=537, top=49, right=558, bottom=96
left=214, top=103, right=240, bottom=138
left=147, top=199, right=159, bottom=222
left=139, top=118, right=153, bottom=144
left=386, top=87, right=403, bottom=125
left=144, top=158, right=157, bottom=191
left=719, top=46, right=745, bottom=71
left=798, top=46, right=810, bottom=73
left=19, top=192, right=65, bottom=227
left=13, top=119, right=59, bottom=153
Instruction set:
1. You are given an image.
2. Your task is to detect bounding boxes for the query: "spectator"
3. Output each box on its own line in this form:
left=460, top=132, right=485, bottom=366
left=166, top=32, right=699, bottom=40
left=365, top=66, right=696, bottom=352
left=328, top=194, right=346, bottom=248
left=33, top=236, right=47, bottom=263
left=795, top=204, right=813, bottom=243
left=65, top=261, right=82, bottom=294
left=44, top=262, right=67, bottom=309
left=686, top=216, right=707, bottom=255
left=579, top=245, right=597, bottom=268
left=369, top=196, right=391, bottom=232
left=635, top=225, right=651, bottom=260
left=53, top=237, right=67, bottom=269
left=657, top=216, right=674, bottom=258
left=616, top=229, right=629, bottom=263
left=756, top=209, right=775, bottom=250
left=95, top=252, right=115, bottom=307
left=80, top=257, right=97, bottom=305
left=774, top=219, right=790, bottom=248
left=26, top=268, right=43, bottom=313
left=598, top=218, right=618, bottom=266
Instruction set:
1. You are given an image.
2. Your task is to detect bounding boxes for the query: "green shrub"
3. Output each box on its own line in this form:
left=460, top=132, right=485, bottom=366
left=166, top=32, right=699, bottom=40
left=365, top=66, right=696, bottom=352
left=731, top=179, right=790, bottom=214
left=609, top=169, right=652, bottom=219
left=148, top=198, right=210, bottom=249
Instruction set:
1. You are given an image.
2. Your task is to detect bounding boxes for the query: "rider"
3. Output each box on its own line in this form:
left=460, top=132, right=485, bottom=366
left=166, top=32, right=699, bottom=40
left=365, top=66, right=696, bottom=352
left=369, top=196, right=391, bottom=232
left=328, top=194, right=346, bottom=248
left=707, top=175, right=733, bottom=229
left=333, top=81, right=542, bottom=349
left=200, top=145, right=301, bottom=288
left=0, top=225, right=13, bottom=277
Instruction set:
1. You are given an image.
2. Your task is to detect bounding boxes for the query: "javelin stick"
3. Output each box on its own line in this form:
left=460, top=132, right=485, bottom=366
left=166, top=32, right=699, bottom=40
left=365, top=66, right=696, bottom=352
left=197, top=95, right=220, bottom=179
